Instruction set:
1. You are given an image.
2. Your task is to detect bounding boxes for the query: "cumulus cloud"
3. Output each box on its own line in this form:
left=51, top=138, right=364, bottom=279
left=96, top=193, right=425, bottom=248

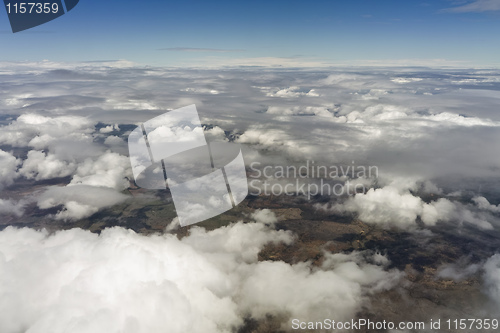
left=317, top=181, right=498, bottom=230
left=484, top=254, right=500, bottom=305
left=391, top=77, right=423, bottom=84
left=36, top=185, right=129, bottom=220
left=13, top=147, right=131, bottom=222
left=251, top=209, right=278, bottom=225
left=0, top=219, right=402, bottom=333
left=317, top=185, right=444, bottom=229
left=103, top=135, right=124, bottom=146
left=239, top=250, right=402, bottom=323
left=203, top=125, right=228, bottom=142
left=0, top=112, right=132, bottom=223
left=473, top=196, right=500, bottom=213
left=69, top=151, right=131, bottom=191
left=266, top=105, right=333, bottom=118
left=19, top=150, right=76, bottom=181
left=265, top=86, right=314, bottom=98
left=0, top=114, right=94, bottom=149
left=0, top=149, right=19, bottom=189
left=0, top=199, right=24, bottom=217
left=99, top=124, right=120, bottom=133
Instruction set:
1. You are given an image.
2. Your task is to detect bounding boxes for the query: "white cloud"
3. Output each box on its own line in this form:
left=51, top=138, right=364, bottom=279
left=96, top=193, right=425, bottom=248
left=306, top=89, right=320, bottom=97
left=473, top=196, right=500, bottom=213
left=238, top=251, right=402, bottom=322
left=0, top=114, right=94, bottom=149
left=99, top=124, right=120, bottom=133
left=182, top=87, right=221, bottom=95
left=36, top=185, right=129, bottom=220
left=0, top=199, right=24, bottom=217
left=103, top=135, right=124, bottom=146
left=318, top=182, right=497, bottom=230
left=19, top=150, right=76, bottom=181
left=250, top=209, right=278, bottom=225
left=70, top=151, right=131, bottom=191
left=484, top=254, right=500, bottom=305
left=266, top=106, right=333, bottom=118
left=0, top=221, right=402, bottom=333
left=0, top=150, right=19, bottom=189
left=108, top=100, right=159, bottom=110
left=321, top=186, right=432, bottom=229
left=203, top=126, right=227, bottom=142
left=266, top=86, right=306, bottom=98
left=391, top=78, right=423, bottom=84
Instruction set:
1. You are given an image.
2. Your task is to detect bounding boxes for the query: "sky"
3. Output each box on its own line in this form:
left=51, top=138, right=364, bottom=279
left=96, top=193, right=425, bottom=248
left=1, top=0, right=500, bottom=67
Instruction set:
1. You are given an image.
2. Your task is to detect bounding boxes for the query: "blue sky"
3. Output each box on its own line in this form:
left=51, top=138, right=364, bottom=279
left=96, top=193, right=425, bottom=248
left=1, top=0, right=500, bottom=67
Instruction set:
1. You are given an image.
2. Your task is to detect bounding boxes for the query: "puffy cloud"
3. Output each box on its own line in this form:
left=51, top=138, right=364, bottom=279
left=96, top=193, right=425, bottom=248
left=483, top=254, right=500, bottom=305
left=306, top=89, right=320, bottom=97
left=19, top=150, right=76, bottom=181
left=391, top=78, right=423, bottom=84
left=16, top=149, right=131, bottom=221
left=320, top=73, right=365, bottom=88
left=0, top=114, right=94, bottom=149
left=251, top=209, right=278, bottom=224
left=106, top=99, right=159, bottom=110
left=239, top=251, right=402, bottom=322
left=103, top=135, right=125, bottom=146
left=0, top=150, right=19, bottom=189
left=36, top=185, right=129, bottom=220
left=203, top=125, right=228, bottom=142
left=266, top=106, right=333, bottom=118
left=319, top=182, right=497, bottom=230
left=181, top=87, right=221, bottom=95
left=236, top=127, right=319, bottom=159
left=99, top=124, right=120, bottom=133
left=422, top=112, right=499, bottom=127
left=0, top=199, right=24, bottom=217
left=70, top=152, right=131, bottom=191
left=266, top=86, right=307, bottom=98
left=0, top=221, right=402, bottom=333
left=321, top=186, right=432, bottom=229
left=473, top=196, right=500, bottom=213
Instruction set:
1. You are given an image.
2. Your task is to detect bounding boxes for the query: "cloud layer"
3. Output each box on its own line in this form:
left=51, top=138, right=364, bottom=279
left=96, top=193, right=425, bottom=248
left=0, top=219, right=402, bottom=333
left=0, top=62, right=499, bottom=329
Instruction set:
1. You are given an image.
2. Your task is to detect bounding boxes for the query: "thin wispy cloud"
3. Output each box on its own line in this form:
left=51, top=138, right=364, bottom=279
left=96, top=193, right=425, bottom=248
left=158, top=47, right=245, bottom=53
left=445, top=0, right=500, bottom=12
